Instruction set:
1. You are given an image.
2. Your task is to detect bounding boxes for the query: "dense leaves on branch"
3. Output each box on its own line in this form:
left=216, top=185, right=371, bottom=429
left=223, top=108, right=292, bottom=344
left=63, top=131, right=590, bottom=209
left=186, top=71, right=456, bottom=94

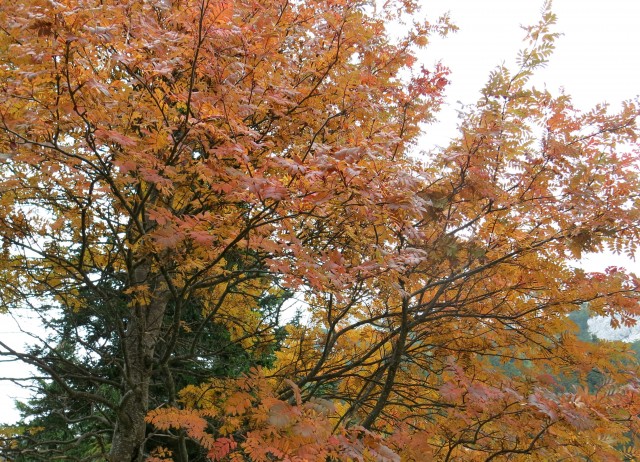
left=1, top=0, right=640, bottom=460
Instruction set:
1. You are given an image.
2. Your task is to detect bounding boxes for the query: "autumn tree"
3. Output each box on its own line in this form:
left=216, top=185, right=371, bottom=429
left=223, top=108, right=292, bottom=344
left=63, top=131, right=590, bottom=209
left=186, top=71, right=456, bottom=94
left=1, top=0, right=640, bottom=461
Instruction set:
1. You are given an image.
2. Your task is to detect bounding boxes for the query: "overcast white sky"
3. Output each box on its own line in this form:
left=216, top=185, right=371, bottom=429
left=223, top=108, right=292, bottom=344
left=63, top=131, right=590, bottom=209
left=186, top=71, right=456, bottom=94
left=420, top=0, right=640, bottom=147
left=1, top=0, right=639, bottom=425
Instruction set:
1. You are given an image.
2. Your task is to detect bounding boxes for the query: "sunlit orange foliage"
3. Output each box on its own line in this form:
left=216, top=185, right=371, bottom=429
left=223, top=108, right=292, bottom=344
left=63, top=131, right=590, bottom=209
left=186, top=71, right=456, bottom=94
left=147, top=369, right=401, bottom=462
left=1, top=0, right=640, bottom=460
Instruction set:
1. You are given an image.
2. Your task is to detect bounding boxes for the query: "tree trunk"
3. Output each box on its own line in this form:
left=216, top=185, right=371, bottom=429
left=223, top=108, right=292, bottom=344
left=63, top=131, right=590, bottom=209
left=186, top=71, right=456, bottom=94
left=108, top=265, right=169, bottom=461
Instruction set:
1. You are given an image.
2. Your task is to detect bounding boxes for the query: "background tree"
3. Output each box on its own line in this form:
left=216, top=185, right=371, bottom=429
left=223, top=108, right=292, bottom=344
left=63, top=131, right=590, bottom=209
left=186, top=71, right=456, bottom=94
left=1, top=0, right=640, bottom=461
left=2, top=277, right=287, bottom=460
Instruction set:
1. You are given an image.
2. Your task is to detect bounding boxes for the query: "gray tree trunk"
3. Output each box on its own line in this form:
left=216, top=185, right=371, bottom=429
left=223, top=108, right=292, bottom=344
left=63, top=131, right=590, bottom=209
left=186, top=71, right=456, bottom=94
left=108, top=264, right=169, bottom=461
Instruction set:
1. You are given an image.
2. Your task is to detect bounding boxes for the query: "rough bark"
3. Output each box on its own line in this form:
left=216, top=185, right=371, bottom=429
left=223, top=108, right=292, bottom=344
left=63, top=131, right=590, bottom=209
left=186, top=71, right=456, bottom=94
left=108, top=264, right=169, bottom=461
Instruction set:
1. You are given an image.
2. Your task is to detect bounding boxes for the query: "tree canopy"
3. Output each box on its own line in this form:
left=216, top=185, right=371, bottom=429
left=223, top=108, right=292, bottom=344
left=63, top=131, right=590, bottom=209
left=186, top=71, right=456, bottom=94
left=1, top=0, right=640, bottom=460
